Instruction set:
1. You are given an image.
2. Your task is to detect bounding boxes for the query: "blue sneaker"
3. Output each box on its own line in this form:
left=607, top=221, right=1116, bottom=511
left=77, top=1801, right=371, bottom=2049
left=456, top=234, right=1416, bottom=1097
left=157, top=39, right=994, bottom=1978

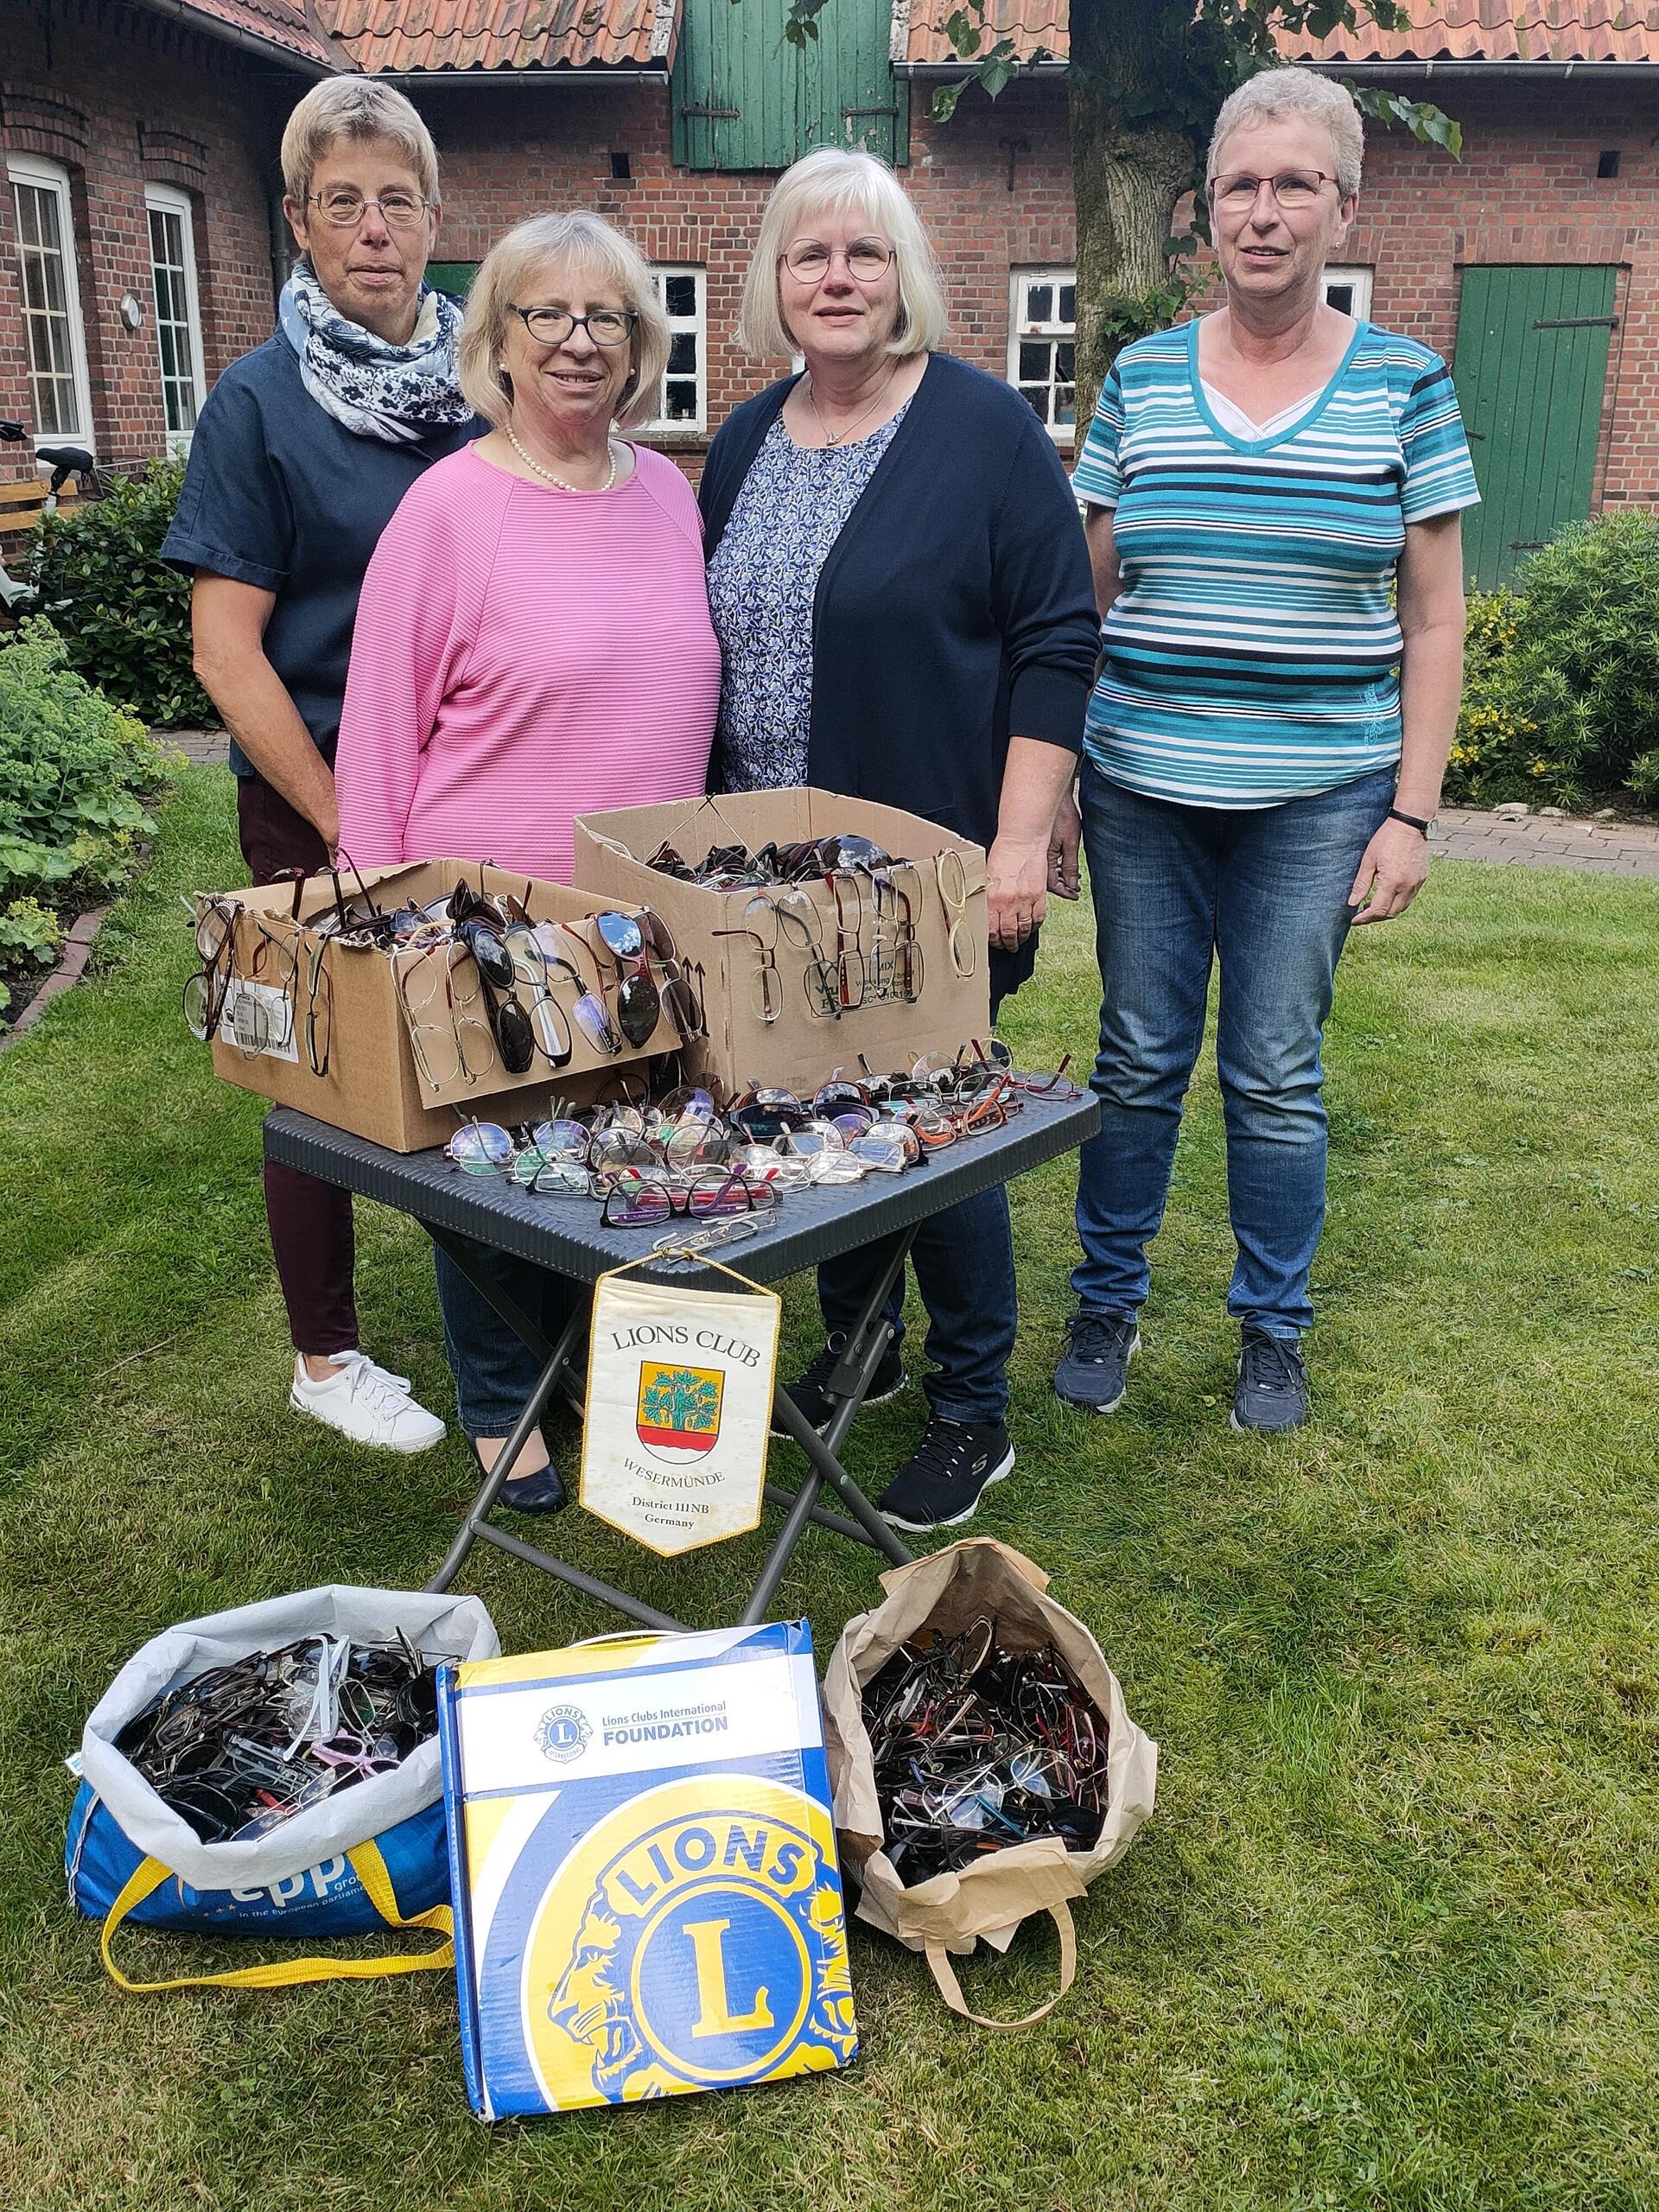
left=1053, top=1311, right=1141, bottom=1413
left=1230, top=1326, right=1309, bottom=1433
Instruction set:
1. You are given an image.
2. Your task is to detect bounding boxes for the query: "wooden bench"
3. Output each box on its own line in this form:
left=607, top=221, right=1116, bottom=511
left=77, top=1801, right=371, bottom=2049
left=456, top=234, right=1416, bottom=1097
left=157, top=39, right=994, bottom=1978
left=0, top=474, right=86, bottom=575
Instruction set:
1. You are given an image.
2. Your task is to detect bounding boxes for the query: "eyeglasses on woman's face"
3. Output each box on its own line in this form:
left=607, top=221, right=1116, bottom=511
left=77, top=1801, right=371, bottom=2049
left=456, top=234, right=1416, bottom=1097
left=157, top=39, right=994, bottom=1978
left=780, top=237, right=893, bottom=284
left=508, top=304, right=637, bottom=348
left=1210, top=168, right=1338, bottom=215
left=306, top=188, right=434, bottom=231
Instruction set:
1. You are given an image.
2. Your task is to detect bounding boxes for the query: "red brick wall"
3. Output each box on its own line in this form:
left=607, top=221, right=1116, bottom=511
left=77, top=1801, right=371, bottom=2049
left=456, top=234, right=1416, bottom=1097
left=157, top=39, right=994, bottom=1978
left=1, top=0, right=284, bottom=479
left=413, top=72, right=1659, bottom=512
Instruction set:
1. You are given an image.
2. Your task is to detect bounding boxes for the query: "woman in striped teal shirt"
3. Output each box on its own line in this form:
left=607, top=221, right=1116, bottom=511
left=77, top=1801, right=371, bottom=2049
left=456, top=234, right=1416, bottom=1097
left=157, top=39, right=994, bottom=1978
left=1052, top=67, right=1478, bottom=1435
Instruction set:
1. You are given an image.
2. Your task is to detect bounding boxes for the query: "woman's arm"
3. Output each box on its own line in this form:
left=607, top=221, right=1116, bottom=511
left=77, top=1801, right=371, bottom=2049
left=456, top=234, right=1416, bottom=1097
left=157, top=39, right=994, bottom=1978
left=1046, top=506, right=1122, bottom=899
left=1346, top=507, right=1466, bottom=925
left=334, top=491, right=466, bottom=869
left=987, top=419, right=1101, bottom=946
left=191, top=575, right=340, bottom=848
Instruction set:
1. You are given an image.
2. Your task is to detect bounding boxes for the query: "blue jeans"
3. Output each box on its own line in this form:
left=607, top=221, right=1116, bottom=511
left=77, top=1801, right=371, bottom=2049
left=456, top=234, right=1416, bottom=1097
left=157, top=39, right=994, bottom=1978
left=1071, top=760, right=1395, bottom=1337
left=817, top=982, right=1016, bottom=1426
left=433, top=1241, right=581, bottom=1438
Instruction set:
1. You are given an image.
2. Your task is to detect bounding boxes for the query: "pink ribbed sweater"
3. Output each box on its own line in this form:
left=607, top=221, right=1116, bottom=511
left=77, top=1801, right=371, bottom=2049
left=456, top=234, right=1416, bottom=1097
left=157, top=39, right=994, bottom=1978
left=334, top=442, right=719, bottom=885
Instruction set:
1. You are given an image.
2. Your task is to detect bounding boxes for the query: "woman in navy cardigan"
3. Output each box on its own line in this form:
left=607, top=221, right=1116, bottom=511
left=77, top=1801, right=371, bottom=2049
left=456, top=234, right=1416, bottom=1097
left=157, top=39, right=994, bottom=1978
left=700, top=146, right=1098, bottom=1533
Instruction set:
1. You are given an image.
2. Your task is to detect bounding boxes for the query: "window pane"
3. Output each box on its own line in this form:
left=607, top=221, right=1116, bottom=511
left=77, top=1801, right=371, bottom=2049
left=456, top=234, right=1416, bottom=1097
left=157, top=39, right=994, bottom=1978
left=666, top=385, right=697, bottom=421
left=1025, top=283, right=1052, bottom=324
left=1325, top=282, right=1355, bottom=315
left=668, top=333, right=696, bottom=375
left=1055, top=387, right=1075, bottom=427
left=1018, top=340, right=1051, bottom=382
left=33, top=183, right=63, bottom=253
left=1058, top=283, right=1076, bottom=325
left=1057, top=342, right=1075, bottom=378
left=664, top=274, right=696, bottom=318
left=1019, top=385, right=1049, bottom=420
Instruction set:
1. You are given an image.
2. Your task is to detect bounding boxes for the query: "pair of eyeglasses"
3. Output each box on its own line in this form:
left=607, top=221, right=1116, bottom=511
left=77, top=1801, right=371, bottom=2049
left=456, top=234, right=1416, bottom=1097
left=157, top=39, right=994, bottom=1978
left=181, top=899, right=240, bottom=1042
left=508, top=305, right=637, bottom=348
left=307, top=188, right=433, bottom=230
left=934, top=849, right=977, bottom=979
left=1211, top=168, right=1337, bottom=211
left=397, top=941, right=496, bottom=1091
left=601, top=1168, right=776, bottom=1232
left=780, top=238, right=893, bottom=283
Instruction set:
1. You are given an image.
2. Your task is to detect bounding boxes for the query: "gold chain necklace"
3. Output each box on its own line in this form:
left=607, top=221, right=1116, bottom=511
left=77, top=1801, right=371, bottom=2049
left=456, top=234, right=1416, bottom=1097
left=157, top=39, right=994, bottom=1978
left=805, top=366, right=900, bottom=448
left=506, top=423, right=618, bottom=493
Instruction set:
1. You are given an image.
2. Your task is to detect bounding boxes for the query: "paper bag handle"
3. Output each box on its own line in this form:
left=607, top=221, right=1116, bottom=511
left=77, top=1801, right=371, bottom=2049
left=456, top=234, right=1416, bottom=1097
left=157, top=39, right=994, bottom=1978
left=923, top=1903, right=1077, bottom=2031
left=99, top=1840, right=454, bottom=1994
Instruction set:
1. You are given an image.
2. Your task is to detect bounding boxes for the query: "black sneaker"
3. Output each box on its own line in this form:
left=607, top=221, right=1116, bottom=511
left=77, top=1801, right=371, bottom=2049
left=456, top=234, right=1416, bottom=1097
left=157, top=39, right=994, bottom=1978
left=773, top=1332, right=906, bottom=1435
left=877, top=1415, right=1014, bottom=1533
left=1230, top=1326, right=1309, bottom=1433
left=1052, top=1310, right=1141, bottom=1413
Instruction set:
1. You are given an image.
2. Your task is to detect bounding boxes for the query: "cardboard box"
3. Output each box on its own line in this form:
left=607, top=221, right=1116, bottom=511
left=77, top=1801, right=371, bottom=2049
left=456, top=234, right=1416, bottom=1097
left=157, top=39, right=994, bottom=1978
left=437, top=1621, right=857, bottom=2120
left=198, top=859, right=678, bottom=1154
left=572, top=789, right=991, bottom=1102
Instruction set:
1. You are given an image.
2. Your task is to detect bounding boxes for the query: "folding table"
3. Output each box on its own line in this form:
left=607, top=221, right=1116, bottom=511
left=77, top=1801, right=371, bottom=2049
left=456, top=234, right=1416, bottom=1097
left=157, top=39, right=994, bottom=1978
left=264, top=1091, right=1099, bottom=1631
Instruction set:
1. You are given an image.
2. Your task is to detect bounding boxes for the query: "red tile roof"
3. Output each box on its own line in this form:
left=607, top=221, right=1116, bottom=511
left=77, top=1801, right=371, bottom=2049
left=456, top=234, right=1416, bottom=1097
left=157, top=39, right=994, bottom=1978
left=177, top=0, right=336, bottom=67
left=894, top=0, right=1659, bottom=67
left=314, top=0, right=680, bottom=73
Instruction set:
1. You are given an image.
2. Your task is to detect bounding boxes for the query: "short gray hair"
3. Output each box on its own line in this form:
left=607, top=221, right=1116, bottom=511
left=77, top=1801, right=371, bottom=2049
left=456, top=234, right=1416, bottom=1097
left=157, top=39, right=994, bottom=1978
left=736, top=146, right=948, bottom=361
left=456, top=212, right=671, bottom=433
left=280, top=78, right=440, bottom=209
left=1207, top=67, right=1363, bottom=199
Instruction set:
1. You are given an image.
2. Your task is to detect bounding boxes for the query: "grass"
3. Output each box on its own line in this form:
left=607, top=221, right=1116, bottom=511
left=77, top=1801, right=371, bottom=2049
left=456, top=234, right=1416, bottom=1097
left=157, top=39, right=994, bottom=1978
left=2, top=766, right=1656, bottom=2212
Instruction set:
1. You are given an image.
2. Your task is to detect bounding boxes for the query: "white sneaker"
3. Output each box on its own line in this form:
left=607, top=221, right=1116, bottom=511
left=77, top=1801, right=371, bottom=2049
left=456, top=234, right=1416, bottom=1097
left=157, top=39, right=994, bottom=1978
left=289, top=1351, right=448, bottom=1453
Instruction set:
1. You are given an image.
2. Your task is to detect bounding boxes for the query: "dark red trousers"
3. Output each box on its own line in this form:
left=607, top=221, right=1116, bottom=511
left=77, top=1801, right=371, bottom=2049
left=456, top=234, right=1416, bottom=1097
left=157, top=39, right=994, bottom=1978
left=236, top=774, right=358, bottom=1357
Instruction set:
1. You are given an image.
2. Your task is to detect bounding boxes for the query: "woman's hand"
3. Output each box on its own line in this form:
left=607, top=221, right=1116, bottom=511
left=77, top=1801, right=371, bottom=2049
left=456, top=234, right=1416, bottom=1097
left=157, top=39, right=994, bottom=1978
left=1347, top=817, right=1430, bottom=925
left=986, top=833, right=1049, bottom=948
left=1048, top=788, right=1082, bottom=900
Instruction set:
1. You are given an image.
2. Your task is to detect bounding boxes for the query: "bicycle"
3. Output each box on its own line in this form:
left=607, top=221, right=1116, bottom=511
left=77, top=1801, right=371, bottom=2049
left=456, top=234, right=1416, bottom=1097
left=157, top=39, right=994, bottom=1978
left=0, top=416, right=100, bottom=614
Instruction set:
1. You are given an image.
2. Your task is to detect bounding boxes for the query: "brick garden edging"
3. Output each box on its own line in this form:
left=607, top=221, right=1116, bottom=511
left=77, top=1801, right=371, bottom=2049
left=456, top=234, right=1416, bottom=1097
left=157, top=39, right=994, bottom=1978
left=0, top=903, right=114, bottom=1060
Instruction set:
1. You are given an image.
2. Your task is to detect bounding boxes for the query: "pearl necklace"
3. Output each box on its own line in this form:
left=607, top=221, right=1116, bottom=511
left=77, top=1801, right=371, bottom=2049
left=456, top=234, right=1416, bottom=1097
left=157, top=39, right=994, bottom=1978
left=805, top=366, right=900, bottom=448
left=507, top=423, right=618, bottom=493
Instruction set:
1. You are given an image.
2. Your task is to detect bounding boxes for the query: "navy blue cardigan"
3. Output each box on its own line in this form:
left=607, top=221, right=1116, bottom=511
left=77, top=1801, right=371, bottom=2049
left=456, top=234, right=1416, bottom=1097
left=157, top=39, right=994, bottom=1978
left=698, top=353, right=1098, bottom=993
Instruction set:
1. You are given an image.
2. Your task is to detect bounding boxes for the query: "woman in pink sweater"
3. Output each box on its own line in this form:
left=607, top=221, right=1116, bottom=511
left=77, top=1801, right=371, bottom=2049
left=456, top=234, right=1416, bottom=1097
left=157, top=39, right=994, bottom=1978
left=335, top=211, right=718, bottom=1513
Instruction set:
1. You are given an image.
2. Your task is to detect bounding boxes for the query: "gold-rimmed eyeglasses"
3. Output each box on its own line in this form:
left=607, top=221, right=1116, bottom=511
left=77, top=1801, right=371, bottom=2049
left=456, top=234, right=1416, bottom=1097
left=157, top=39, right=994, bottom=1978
left=305, top=189, right=433, bottom=230
left=1211, top=169, right=1337, bottom=212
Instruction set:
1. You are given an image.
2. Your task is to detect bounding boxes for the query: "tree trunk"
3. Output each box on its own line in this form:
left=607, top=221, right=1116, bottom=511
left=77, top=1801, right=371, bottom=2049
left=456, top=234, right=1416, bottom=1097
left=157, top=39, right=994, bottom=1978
left=1068, top=0, right=1197, bottom=433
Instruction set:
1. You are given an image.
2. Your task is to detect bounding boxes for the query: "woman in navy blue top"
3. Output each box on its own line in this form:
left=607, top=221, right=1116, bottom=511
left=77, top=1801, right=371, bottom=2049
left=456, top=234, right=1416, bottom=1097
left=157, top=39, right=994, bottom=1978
left=162, top=81, right=486, bottom=1474
left=701, top=147, right=1098, bottom=1534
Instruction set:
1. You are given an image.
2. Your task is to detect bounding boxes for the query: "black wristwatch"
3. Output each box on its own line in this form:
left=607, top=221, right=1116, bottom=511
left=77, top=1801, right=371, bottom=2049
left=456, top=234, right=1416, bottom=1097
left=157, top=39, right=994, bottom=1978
left=1387, top=807, right=1433, bottom=837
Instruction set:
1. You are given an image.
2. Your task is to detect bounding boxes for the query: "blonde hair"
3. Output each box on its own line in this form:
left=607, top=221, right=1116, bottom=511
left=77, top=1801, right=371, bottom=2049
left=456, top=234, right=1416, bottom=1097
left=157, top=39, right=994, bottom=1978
left=456, top=212, right=670, bottom=432
left=280, top=78, right=440, bottom=209
left=1207, top=67, right=1364, bottom=199
left=736, top=146, right=948, bottom=361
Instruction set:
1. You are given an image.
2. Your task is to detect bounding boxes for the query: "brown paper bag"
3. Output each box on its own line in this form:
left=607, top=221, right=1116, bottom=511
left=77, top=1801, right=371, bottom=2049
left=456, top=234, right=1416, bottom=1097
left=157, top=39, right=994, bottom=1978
left=822, top=1539, right=1157, bottom=2028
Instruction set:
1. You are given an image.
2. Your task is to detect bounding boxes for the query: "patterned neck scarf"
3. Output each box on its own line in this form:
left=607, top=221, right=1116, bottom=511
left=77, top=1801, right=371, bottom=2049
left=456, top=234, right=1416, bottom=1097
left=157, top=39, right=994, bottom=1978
left=278, top=261, right=471, bottom=446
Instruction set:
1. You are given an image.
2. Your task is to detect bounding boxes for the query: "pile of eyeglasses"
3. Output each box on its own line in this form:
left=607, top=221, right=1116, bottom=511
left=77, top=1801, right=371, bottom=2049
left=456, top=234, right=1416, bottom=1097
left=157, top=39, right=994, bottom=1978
left=644, top=831, right=978, bottom=1010
left=184, top=857, right=704, bottom=1092
left=114, top=1632, right=438, bottom=1844
left=441, top=1041, right=1082, bottom=1249
left=861, top=1617, right=1111, bottom=1885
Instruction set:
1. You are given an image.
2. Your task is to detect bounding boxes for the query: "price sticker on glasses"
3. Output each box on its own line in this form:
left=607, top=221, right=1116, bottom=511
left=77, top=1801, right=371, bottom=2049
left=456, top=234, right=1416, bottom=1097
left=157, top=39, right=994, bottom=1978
left=220, top=976, right=298, bottom=1062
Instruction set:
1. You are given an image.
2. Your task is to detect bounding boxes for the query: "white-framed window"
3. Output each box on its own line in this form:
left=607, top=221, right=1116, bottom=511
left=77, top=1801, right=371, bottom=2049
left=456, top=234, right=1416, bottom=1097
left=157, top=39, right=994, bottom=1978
left=145, top=185, right=207, bottom=446
left=1009, top=268, right=1077, bottom=441
left=6, top=154, right=92, bottom=447
left=1323, top=265, right=1374, bottom=320
left=644, top=266, right=705, bottom=432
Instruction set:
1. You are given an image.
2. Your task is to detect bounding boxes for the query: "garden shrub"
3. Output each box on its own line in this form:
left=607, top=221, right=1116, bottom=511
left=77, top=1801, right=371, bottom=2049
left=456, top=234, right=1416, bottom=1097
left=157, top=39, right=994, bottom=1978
left=1448, top=511, right=1659, bottom=809
left=27, top=459, right=213, bottom=728
left=0, top=616, right=181, bottom=911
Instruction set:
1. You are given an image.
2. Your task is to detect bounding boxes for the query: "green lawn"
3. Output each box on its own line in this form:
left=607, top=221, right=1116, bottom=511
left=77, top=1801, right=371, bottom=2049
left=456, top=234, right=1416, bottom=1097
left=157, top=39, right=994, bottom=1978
left=2, top=766, right=1656, bottom=2212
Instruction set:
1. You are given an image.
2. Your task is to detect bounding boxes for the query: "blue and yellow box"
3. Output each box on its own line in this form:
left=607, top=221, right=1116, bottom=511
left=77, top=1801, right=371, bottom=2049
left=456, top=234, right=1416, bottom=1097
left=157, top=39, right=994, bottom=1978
left=437, top=1620, right=857, bottom=2118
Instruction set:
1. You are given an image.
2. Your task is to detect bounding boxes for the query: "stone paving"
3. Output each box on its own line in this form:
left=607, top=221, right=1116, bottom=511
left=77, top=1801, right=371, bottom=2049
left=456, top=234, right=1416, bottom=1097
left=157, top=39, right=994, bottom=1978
left=168, top=729, right=1658, bottom=881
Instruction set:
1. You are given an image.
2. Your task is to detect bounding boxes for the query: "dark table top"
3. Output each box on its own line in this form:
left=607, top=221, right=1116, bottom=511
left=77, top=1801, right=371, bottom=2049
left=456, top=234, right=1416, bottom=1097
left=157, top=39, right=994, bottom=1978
left=264, top=1090, right=1098, bottom=1292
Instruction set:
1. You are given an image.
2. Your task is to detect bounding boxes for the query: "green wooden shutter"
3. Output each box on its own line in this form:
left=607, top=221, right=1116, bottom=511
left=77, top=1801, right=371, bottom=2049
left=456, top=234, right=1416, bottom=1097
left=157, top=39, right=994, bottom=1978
left=1451, top=265, right=1618, bottom=588
left=672, top=0, right=907, bottom=171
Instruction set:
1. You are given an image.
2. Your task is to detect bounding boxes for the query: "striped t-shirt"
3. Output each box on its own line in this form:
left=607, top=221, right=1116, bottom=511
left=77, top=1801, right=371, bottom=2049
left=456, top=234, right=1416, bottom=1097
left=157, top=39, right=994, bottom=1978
left=1075, top=317, right=1479, bottom=807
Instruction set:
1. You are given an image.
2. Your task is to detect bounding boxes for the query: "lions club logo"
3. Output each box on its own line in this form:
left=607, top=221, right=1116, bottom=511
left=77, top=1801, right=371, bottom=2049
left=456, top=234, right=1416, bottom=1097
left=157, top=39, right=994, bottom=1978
left=525, top=1780, right=856, bottom=2105
left=635, top=1362, right=723, bottom=1465
left=534, top=1704, right=591, bottom=1764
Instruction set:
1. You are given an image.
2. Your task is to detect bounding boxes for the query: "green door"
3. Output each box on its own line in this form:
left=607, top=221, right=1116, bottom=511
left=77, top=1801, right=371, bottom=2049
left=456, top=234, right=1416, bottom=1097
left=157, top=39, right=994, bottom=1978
left=672, top=0, right=907, bottom=170
left=1451, top=264, right=1618, bottom=588
left=426, top=260, right=479, bottom=300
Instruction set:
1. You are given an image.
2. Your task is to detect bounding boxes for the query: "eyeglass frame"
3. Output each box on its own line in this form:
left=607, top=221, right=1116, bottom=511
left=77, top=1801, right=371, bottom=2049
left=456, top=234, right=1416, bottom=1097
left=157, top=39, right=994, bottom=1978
left=1209, top=168, right=1340, bottom=212
left=507, top=304, right=638, bottom=348
left=304, top=189, right=435, bottom=230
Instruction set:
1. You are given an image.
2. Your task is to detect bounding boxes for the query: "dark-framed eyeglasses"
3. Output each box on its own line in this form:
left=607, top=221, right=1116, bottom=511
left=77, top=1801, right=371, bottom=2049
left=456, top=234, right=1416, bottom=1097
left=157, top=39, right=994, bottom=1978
left=306, top=188, right=433, bottom=230
left=1211, top=168, right=1337, bottom=211
left=508, top=305, right=637, bottom=348
left=781, top=238, right=893, bottom=283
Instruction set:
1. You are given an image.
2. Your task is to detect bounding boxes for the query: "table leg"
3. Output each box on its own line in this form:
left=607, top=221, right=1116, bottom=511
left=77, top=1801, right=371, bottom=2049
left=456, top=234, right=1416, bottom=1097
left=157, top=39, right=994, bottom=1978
left=741, top=1231, right=915, bottom=1624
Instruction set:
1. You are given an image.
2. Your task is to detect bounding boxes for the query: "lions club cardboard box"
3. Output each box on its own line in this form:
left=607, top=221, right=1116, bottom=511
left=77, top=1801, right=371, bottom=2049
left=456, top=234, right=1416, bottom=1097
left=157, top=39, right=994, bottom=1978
left=437, top=1622, right=856, bottom=2118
